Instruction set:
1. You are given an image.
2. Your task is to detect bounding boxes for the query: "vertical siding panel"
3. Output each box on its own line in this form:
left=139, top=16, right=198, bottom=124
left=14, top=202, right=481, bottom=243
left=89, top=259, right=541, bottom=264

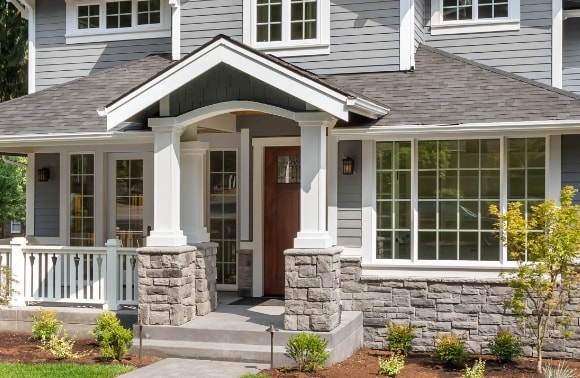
left=563, top=19, right=580, bottom=95
left=337, top=140, right=362, bottom=247
left=34, top=153, right=60, bottom=237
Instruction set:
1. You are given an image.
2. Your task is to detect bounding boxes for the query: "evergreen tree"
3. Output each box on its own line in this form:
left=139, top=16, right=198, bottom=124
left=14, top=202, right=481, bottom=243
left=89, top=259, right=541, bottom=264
left=0, top=0, right=27, bottom=101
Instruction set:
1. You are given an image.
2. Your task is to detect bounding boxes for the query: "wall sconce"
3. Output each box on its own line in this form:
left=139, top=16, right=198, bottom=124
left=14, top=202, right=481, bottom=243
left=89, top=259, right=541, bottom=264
left=342, top=157, right=354, bottom=175
left=37, top=167, right=50, bottom=182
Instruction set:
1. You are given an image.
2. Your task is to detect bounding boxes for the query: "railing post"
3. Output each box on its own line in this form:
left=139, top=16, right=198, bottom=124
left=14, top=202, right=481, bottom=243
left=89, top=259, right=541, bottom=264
left=9, top=237, right=27, bottom=306
left=104, top=238, right=121, bottom=311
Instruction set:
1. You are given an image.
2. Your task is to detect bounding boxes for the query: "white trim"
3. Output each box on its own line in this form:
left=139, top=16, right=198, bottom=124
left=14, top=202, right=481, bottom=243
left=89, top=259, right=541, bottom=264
left=548, top=135, right=561, bottom=201
left=430, top=0, right=520, bottom=35
left=64, top=0, right=171, bottom=44
left=101, top=39, right=386, bottom=129
left=327, top=134, right=338, bottom=246
left=250, top=136, right=300, bottom=297
left=94, top=150, right=105, bottom=247
left=28, top=2, right=35, bottom=93
left=0, top=131, right=153, bottom=148
left=26, top=153, right=35, bottom=236
left=361, top=139, right=374, bottom=265
left=240, top=129, right=250, bottom=241
left=564, top=9, right=580, bottom=19
left=243, top=0, right=330, bottom=57
left=171, top=0, right=180, bottom=60
left=399, top=0, right=414, bottom=70
left=552, top=0, right=563, bottom=88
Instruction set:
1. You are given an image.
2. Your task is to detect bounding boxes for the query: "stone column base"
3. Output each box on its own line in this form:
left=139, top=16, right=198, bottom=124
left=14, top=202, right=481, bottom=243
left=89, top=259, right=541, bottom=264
left=284, top=246, right=343, bottom=332
left=137, top=246, right=197, bottom=326
left=191, top=242, right=218, bottom=315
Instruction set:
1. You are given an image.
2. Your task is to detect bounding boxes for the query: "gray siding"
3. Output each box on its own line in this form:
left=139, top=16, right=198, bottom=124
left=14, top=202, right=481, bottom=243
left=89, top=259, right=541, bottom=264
left=414, top=0, right=425, bottom=51
left=180, top=0, right=400, bottom=75
left=35, top=0, right=171, bottom=90
left=563, top=19, right=580, bottom=94
left=337, top=140, right=362, bottom=247
left=34, top=154, right=60, bottom=237
left=425, top=0, right=552, bottom=84
left=561, top=135, right=580, bottom=204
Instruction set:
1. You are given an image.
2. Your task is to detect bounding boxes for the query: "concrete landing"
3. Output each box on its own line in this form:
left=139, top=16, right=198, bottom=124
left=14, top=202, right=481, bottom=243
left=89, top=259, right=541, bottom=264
left=131, top=297, right=363, bottom=368
left=119, top=358, right=269, bottom=378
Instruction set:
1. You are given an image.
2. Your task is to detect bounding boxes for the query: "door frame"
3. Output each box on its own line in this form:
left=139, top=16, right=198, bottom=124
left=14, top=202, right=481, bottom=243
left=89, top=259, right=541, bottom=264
left=106, top=152, right=153, bottom=246
left=244, top=137, right=300, bottom=297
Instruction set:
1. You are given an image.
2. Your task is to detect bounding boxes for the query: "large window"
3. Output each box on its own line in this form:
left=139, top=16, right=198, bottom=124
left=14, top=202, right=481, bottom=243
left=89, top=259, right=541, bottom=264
left=70, top=154, right=95, bottom=246
left=66, top=0, right=169, bottom=44
left=209, top=150, right=238, bottom=286
left=375, top=138, right=545, bottom=263
left=244, top=0, right=329, bottom=56
left=430, top=0, right=520, bottom=35
left=114, top=159, right=144, bottom=248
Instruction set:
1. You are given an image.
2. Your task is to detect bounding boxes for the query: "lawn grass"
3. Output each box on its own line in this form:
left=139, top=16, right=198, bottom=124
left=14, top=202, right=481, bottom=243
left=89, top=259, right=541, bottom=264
left=0, top=362, right=134, bottom=378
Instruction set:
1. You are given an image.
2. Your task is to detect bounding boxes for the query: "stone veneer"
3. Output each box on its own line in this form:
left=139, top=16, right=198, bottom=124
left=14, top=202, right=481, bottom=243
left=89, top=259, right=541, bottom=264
left=340, top=256, right=580, bottom=359
left=192, top=242, right=218, bottom=315
left=284, top=246, right=343, bottom=332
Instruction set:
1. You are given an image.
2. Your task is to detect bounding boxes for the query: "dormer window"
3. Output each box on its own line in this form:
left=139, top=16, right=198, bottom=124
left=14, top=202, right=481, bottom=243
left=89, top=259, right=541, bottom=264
left=431, top=0, right=520, bottom=35
left=243, top=0, right=330, bottom=57
left=65, top=0, right=170, bottom=44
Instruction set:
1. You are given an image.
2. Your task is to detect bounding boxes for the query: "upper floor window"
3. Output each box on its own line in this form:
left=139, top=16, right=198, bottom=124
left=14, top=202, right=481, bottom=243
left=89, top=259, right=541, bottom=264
left=430, top=0, right=520, bottom=35
left=66, top=0, right=170, bottom=44
left=243, top=0, right=330, bottom=57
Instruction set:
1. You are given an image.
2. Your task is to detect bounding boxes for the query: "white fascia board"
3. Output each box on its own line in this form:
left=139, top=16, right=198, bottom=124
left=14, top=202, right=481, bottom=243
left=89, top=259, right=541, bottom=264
left=101, top=38, right=373, bottom=130
left=346, top=97, right=389, bottom=119
left=0, top=131, right=153, bottom=147
left=332, top=119, right=580, bottom=139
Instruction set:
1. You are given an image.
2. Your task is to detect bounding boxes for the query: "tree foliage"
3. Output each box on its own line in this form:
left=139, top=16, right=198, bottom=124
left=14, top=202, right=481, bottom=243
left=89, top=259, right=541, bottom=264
left=489, top=186, right=580, bottom=372
left=1, top=0, right=28, bottom=102
left=0, top=156, right=26, bottom=222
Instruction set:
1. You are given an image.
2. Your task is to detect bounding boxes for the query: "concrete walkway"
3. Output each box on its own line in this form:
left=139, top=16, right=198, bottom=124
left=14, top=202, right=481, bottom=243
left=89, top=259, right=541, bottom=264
left=120, top=358, right=269, bottom=378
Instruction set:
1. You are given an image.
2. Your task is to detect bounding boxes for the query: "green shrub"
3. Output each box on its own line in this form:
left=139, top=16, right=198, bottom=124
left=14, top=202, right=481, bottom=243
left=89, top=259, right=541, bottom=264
left=432, top=334, right=468, bottom=366
left=99, top=323, right=133, bottom=361
left=31, top=309, right=63, bottom=342
left=489, top=329, right=523, bottom=362
left=90, top=311, right=121, bottom=343
left=40, top=328, right=85, bottom=360
left=385, top=323, right=416, bottom=355
left=543, top=361, right=577, bottom=378
left=285, top=333, right=329, bottom=372
left=0, top=265, right=16, bottom=305
left=378, top=353, right=405, bottom=377
left=239, top=374, right=267, bottom=378
left=462, top=358, right=485, bottom=378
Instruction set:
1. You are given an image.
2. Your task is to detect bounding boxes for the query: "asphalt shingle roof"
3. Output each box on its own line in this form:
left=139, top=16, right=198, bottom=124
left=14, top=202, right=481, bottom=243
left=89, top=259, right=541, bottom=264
left=324, top=44, right=580, bottom=127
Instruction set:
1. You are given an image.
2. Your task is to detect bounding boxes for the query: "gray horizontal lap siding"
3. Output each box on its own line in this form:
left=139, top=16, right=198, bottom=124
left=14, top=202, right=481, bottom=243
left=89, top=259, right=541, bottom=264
left=35, top=0, right=171, bottom=90
left=34, top=154, right=60, bottom=237
left=337, top=141, right=362, bottom=247
left=561, top=135, right=580, bottom=204
left=425, top=0, right=552, bottom=85
left=415, top=0, right=425, bottom=51
left=180, top=0, right=400, bottom=74
left=563, top=19, right=580, bottom=95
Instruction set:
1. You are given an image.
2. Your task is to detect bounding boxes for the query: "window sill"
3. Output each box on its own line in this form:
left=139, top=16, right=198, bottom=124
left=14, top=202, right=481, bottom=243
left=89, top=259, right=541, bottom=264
left=251, top=42, right=330, bottom=57
left=430, top=19, right=520, bottom=36
left=66, top=27, right=171, bottom=45
left=362, top=260, right=518, bottom=279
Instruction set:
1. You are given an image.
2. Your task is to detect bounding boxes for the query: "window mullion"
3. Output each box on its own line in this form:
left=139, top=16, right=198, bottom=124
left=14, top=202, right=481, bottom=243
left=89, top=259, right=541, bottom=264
left=473, top=0, right=479, bottom=21
left=282, top=0, right=290, bottom=43
left=499, top=136, right=508, bottom=263
left=411, top=139, right=418, bottom=263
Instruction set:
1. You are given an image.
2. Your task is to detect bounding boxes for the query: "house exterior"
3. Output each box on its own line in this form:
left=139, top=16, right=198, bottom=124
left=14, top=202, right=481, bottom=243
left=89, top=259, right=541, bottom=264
left=3, top=0, right=580, bottom=357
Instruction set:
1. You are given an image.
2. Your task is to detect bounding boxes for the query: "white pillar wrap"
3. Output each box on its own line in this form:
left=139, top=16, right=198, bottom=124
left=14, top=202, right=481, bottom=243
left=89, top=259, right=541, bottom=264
left=181, top=141, right=210, bottom=243
left=147, top=126, right=187, bottom=247
left=294, top=113, right=336, bottom=249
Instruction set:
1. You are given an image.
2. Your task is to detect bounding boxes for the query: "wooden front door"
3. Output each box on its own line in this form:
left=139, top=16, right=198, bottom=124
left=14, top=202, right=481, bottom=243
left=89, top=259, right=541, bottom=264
left=264, top=146, right=300, bottom=296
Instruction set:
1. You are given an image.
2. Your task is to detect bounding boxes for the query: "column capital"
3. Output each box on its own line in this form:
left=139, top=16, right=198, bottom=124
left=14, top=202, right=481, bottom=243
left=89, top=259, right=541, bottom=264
left=295, top=112, right=337, bottom=128
left=181, top=141, right=210, bottom=154
left=149, top=117, right=187, bottom=135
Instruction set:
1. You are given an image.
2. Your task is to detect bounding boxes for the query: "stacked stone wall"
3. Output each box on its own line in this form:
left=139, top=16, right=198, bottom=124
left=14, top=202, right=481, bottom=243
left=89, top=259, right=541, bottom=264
left=340, top=256, right=580, bottom=359
left=193, top=242, right=218, bottom=316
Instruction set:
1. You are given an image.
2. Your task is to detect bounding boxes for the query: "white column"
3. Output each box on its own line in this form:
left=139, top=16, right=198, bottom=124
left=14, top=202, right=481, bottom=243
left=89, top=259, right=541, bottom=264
left=104, top=238, right=121, bottom=311
left=181, top=141, right=210, bottom=243
left=294, top=113, right=337, bottom=249
left=552, top=0, right=563, bottom=88
left=147, top=125, right=187, bottom=247
left=9, top=237, right=27, bottom=306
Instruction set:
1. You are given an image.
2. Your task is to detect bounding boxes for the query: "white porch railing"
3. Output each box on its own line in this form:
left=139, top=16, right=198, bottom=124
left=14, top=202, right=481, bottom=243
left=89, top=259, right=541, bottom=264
left=1, top=238, right=138, bottom=309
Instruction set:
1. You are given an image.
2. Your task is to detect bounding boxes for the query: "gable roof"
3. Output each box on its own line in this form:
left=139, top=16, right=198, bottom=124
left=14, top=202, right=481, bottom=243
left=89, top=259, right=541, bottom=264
left=325, top=44, right=580, bottom=128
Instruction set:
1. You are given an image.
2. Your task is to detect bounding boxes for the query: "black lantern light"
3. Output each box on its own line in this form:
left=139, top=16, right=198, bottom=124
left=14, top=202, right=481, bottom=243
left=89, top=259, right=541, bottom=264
left=342, top=156, right=354, bottom=175
left=37, top=167, right=50, bottom=182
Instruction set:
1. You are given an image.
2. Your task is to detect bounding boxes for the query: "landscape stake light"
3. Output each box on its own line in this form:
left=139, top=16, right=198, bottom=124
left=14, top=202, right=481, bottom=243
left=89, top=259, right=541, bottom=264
left=265, top=324, right=279, bottom=369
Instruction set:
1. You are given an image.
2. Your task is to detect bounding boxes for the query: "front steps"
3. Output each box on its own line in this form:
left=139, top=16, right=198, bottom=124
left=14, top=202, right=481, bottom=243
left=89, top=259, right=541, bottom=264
left=130, top=310, right=363, bottom=367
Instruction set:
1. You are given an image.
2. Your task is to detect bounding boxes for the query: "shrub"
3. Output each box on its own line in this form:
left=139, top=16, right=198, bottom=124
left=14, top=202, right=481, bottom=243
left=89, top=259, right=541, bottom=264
left=489, top=329, right=523, bottom=362
left=0, top=265, right=16, bottom=305
left=40, top=328, right=84, bottom=360
left=378, top=353, right=405, bottom=377
left=385, top=323, right=416, bottom=355
left=239, top=374, right=267, bottom=378
left=99, top=324, right=133, bottom=361
left=543, top=361, right=577, bottom=378
left=432, top=334, right=468, bottom=366
left=90, top=311, right=121, bottom=343
left=31, top=309, right=63, bottom=342
left=285, top=333, right=329, bottom=372
left=462, top=358, right=485, bottom=378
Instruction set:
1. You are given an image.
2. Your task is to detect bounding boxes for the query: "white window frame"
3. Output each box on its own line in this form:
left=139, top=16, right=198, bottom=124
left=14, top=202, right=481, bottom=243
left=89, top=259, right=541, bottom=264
left=430, top=0, right=520, bottom=35
left=243, top=0, right=330, bottom=57
left=366, top=135, right=553, bottom=275
left=65, top=0, right=171, bottom=44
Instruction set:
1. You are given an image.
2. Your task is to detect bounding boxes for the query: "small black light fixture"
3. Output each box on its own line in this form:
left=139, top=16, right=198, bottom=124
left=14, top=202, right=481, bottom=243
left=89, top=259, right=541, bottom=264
left=37, top=167, right=50, bottom=182
left=265, top=324, right=279, bottom=369
left=342, top=156, right=354, bottom=175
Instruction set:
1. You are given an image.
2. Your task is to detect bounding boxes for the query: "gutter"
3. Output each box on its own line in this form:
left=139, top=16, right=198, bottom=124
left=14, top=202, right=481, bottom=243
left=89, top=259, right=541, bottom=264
left=346, top=97, right=390, bottom=119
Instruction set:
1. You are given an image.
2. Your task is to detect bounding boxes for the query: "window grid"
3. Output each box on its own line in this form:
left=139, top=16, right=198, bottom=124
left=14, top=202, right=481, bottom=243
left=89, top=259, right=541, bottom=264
left=290, top=0, right=317, bottom=40
left=70, top=154, right=95, bottom=247
left=115, top=159, right=144, bottom=248
left=256, top=0, right=283, bottom=42
left=78, top=4, right=100, bottom=29
left=478, top=0, right=508, bottom=18
left=442, top=0, right=509, bottom=21
left=443, top=0, right=473, bottom=21
left=137, top=0, right=161, bottom=25
left=106, top=1, right=132, bottom=29
left=209, top=150, right=238, bottom=285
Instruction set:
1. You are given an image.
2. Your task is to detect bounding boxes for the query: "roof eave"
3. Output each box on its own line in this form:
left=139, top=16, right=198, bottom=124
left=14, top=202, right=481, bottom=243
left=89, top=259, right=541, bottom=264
left=346, top=97, right=389, bottom=119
